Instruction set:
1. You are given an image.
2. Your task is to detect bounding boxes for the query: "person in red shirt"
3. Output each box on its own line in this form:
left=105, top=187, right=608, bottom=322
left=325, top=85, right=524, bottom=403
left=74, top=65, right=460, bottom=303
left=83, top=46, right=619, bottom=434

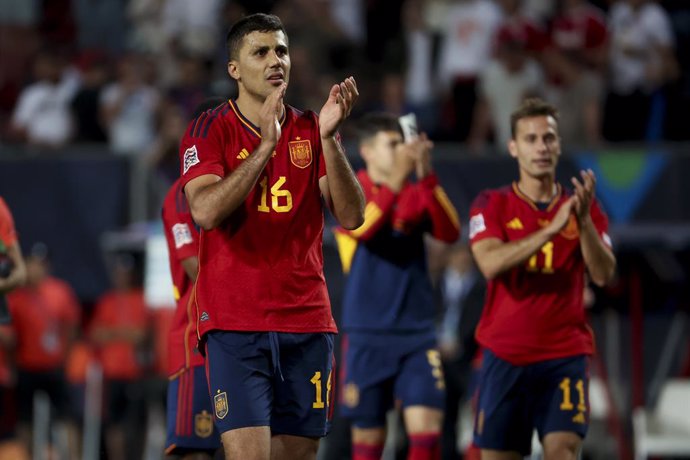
left=0, top=197, right=26, bottom=453
left=6, top=243, right=80, bottom=450
left=89, top=254, right=148, bottom=460
left=468, top=98, right=616, bottom=459
left=162, top=176, right=221, bottom=458
left=180, top=13, right=364, bottom=460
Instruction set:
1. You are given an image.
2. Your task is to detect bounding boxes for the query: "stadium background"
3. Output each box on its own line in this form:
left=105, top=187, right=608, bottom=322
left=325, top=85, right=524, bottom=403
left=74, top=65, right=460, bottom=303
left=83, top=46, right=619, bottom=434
left=1, top=0, right=690, bottom=459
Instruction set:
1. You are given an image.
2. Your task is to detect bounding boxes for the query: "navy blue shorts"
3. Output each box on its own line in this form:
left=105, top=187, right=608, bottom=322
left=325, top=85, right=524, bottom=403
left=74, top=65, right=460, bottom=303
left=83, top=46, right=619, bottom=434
left=339, top=332, right=445, bottom=428
left=473, top=349, right=590, bottom=456
left=165, top=365, right=220, bottom=455
left=205, top=331, right=335, bottom=437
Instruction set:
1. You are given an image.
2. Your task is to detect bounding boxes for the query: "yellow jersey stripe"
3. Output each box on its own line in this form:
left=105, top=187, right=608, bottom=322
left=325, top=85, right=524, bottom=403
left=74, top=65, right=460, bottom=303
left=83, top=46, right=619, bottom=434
left=434, top=187, right=460, bottom=229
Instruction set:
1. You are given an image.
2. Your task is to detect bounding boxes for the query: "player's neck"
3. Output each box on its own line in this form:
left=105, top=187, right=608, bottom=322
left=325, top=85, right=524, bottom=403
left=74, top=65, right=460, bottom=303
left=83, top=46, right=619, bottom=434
left=235, top=93, right=285, bottom=129
left=517, top=175, right=557, bottom=203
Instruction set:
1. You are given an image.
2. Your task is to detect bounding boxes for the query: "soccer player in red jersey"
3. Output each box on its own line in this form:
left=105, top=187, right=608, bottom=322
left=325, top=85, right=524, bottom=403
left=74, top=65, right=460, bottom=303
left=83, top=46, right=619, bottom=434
left=0, top=197, right=26, bottom=451
left=468, top=98, right=616, bottom=460
left=162, top=176, right=221, bottom=458
left=180, top=13, right=364, bottom=460
left=336, top=113, right=460, bottom=460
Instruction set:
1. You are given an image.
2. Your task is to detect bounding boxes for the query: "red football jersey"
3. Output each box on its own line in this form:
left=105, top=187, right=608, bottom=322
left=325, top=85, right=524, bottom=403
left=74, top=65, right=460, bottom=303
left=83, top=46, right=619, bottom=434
left=0, top=197, right=18, bottom=248
left=469, top=183, right=611, bottom=365
left=161, top=178, right=202, bottom=375
left=179, top=100, right=336, bottom=337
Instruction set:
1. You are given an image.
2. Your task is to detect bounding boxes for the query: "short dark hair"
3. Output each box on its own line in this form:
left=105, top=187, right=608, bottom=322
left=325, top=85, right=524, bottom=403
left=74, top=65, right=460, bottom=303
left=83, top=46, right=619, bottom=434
left=226, top=13, right=287, bottom=61
left=356, top=113, right=403, bottom=145
left=510, top=98, right=559, bottom=139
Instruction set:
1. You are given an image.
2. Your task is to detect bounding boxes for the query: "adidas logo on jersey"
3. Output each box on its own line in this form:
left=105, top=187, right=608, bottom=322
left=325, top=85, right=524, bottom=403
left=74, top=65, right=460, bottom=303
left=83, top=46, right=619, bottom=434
left=200, top=311, right=210, bottom=322
left=236, top=148, right=250, bottom=160
left=506, top=217, right=524, bottom=230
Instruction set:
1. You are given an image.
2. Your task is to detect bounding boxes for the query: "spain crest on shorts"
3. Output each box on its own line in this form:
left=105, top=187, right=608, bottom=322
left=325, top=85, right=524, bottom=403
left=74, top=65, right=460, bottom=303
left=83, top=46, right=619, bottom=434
left=289, top=138, right=312, bottom=169
left=214, top=390, right=228, bottom=420
left=195, top=410, right=214, bottom=438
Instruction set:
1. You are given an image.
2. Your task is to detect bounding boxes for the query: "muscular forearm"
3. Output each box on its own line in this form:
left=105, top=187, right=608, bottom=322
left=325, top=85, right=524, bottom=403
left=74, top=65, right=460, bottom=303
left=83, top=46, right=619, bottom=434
left=189, top=142, right=275, bottom=230
left=579, top=217, right=616, bottom=286
left=473, top=227, right=556, bottom=280
left=322, top=136, right=365, bottom=229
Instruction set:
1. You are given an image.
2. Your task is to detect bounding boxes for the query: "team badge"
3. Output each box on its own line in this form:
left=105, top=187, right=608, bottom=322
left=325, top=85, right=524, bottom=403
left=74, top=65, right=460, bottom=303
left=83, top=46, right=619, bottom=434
left=343, top=383, right=360, bottom=408
left=288, top=138, right=312, bottom=169
left=172, top=223, right=193, bottom=248
left=183, top=145, right=200, bottom=174
left=469, top=214, right=486, bottom=239
left=195, top=410, right=214, bottom=438
left=214, top=390, right=228, bottom=419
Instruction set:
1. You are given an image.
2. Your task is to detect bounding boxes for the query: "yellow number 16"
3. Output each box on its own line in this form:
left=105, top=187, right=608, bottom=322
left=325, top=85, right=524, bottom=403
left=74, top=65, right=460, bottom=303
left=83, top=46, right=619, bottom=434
left=258, top=176, right=293, bottom=213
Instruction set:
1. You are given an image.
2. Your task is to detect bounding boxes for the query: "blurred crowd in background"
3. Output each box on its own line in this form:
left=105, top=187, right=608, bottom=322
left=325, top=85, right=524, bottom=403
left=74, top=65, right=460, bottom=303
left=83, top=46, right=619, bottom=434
left=1, top=0, right=689, bottom=163
left=1, top=0, right=690, bottom=459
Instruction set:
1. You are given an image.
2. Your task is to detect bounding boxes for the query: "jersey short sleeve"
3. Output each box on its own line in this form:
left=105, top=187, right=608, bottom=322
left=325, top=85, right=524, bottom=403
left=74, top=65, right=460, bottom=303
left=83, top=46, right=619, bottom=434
left=590, top=198, right=612, bottom=248
left=469, top=190, right=505, bottom=243
left=179, top=114, right=226, bottom=187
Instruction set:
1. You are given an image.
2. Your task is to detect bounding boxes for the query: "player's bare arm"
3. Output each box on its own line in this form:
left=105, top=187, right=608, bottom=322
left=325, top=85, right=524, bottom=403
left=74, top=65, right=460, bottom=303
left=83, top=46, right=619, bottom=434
left=571, top=169, right=616, bottom=286
left=0, top=242, right=26, bottom=293
left=185, top=84, right=286, bottom=230
left=472, top=198, right=575, bottom=280
left=318, top=76, right=365, bottom=230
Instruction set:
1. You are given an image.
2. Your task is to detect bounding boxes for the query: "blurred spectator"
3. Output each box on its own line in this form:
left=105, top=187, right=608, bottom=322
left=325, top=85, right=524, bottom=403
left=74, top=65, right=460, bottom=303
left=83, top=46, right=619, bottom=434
left=495, top=0, right=549, bottom=57
left=70, top=51, right=109, bottom=143
left=100, top=53, right=160, bottom=155
left=437, top=244, right=484, bottom=460
left=72, top=0, right=126, bottom=54
left=437, top=0, right=503, bottom=141
left=166, top=53, right=212, bottom=119
left=604, top=0, right=678, bottom=142
left=6, top=243, right=81, bottom=454
left=89, top=253, right=148, bottom=460
left=543, top=0, right=608, bottom=147
left=63, top=337, right=96, bottom=460
left=469, top=24, right=544, bottom=153
left=162, top=0, right=223, bottom=58
left=9, top=48, right=81, bottom=148
left=146, top=100, right=188, bottom=186
left=402, top=0, right=440, bottom=134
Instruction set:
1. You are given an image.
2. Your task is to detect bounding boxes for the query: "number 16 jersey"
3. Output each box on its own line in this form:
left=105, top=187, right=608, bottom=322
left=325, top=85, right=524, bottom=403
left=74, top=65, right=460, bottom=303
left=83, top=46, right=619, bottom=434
left=469, top=183, right=611, bottom=366
left=179, top=100, right=337, bottom=338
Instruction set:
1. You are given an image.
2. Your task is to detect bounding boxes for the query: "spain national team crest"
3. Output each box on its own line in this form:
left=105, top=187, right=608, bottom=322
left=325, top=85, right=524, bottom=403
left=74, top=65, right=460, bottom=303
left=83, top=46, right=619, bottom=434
left=289, top=138, right=312, bottom=169
left=195, top=410, right=214, bottom=438
left=343, top=383, right=360, bottom=408
left=214, top=391, right=228, bottom=420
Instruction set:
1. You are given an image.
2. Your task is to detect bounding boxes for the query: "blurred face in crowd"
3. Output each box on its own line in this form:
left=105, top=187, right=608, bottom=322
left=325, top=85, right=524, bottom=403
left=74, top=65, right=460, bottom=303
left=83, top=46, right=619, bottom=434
left=361, top=130, right=404, bottom=179
left=509, top=115, right=561, bottom=180
left=228, top=30, right=291, bottom=102
left=34, top=53, right=62, bottom=84
left=26, top=256, right=49, bottom=287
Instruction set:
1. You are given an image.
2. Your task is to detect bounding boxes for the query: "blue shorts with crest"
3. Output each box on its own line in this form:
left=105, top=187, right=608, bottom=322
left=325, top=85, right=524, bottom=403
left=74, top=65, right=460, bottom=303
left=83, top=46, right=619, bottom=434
left=165, top=365, right=220, bottom=455
left=205, top=331, right=335, bottom=437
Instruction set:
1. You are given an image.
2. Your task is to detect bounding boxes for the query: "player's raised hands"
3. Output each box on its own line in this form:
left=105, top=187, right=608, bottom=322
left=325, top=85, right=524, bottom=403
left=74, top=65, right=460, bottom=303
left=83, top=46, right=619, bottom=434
left=319, top=76, right=359, bottom=139
left=547, top=196, right=576, bottom=236
left=259, top=82, right=286, bottom=147
left=571, top=169, right=596, bottom=223
left=403, top=132, right=434, bottom=179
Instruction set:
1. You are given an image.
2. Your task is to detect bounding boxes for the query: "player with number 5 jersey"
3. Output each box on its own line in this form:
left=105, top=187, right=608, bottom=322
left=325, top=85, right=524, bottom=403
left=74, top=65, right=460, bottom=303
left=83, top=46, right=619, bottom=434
left=468, top=98, right=616, bottom=459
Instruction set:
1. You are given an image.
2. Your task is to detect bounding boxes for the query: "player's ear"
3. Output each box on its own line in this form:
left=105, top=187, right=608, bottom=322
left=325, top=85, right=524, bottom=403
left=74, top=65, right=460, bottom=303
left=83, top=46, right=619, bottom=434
left=359, top=144, right=371, bottom=163
left=227, top=60, right=240, bottom=80
left=507, top=139, right=518, bottom=159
